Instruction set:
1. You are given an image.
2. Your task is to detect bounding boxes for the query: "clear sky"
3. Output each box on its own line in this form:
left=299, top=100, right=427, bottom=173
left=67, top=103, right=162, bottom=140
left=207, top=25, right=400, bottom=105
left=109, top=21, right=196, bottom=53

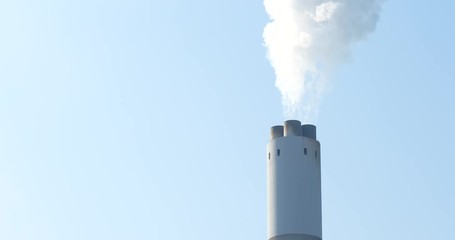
left=1, top=0, right=454, bottom=240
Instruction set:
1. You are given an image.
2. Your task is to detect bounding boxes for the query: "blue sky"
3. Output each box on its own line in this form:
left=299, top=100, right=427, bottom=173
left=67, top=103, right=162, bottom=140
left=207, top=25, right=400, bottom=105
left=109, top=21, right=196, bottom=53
left=0, top=0, right=454, bottom=239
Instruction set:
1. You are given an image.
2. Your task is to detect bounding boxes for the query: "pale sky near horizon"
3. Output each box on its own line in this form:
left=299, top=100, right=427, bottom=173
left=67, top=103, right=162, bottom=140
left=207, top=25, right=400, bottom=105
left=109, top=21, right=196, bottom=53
left=1, top=1, right=454, bottom=240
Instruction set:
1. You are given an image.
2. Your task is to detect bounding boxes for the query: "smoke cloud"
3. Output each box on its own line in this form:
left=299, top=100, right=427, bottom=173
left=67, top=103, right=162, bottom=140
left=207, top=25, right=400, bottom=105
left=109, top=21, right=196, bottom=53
left=263, top=0, right=384, bottom=122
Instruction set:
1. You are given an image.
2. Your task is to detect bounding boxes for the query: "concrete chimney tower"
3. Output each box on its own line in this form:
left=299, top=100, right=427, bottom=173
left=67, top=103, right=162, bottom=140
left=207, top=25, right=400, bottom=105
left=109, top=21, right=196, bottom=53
left=267, top=120, right=322, bottom=240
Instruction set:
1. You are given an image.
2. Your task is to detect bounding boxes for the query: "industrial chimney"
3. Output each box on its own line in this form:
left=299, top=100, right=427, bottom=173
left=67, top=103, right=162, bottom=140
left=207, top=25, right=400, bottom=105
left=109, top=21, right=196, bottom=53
left=267, top=120, right=322, bottom=240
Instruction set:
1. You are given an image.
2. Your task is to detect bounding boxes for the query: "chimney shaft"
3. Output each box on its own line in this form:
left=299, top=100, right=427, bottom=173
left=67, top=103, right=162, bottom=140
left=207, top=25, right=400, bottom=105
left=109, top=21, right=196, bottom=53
left=267, top=120, right=322, bottom=240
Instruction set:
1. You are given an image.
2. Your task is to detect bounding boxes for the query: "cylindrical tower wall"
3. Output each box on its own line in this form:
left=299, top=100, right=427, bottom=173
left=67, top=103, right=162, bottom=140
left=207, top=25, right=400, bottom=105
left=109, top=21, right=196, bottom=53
left=267, top=121, right=321, bottom=240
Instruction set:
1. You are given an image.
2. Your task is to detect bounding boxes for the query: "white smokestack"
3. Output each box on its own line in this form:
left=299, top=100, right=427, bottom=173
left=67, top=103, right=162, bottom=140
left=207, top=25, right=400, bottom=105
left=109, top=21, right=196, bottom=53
left=268, top=120, right=321, bottom=240
left=263, top=0, right=384, bottom=121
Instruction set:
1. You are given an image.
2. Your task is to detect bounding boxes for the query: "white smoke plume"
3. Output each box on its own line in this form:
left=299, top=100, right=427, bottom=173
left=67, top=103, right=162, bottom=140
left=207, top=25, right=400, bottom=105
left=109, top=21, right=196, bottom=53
left=263, top=0, right=384, bottom=122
